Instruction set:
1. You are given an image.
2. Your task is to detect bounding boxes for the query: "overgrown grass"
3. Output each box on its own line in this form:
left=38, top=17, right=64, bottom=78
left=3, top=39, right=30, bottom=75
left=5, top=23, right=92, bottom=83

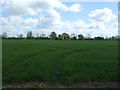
left=2, top=40, right=118, bottom=85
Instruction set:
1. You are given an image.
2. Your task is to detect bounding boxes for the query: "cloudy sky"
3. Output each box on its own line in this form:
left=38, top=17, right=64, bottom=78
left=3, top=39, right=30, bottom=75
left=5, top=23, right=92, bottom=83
left=0, top=0, right=118, bottom=37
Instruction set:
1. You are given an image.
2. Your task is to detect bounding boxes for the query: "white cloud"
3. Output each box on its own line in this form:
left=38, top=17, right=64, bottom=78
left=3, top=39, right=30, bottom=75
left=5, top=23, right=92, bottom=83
left=112, top=22, right=118, bottom=28
left=72, top=20, right=87, bottom=29
left=6, top=5, right=35, bottom=16
left=58, top=3, right=82, bottom=12
left=1, top=16, right=39, bottom=37
left=1, top=0, right=82, bottom=16
left=1, top=16, right=38, bottom=26
left=36, top=8, right=62, bottom=29
left=66, top=3, right=82, bottom=12
left=1, top=16, right=118, bottom=37
left=25, top=18, right=38, bottom=26
left=2, top=1, right=36, bottom=16
left=59, top=19, right=118, bottom=37
left=7, top=16, right=24, bottom=25
left=89, top=8, right=117, bottom=23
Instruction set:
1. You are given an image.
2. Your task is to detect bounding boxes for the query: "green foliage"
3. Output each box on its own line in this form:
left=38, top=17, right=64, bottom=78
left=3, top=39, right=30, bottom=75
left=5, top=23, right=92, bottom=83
left=95, top=36, right=104, bottom=40
left=2, top=40, right=118, bottom=85
left=50, top=32, right=57, bottom=40
left=78, top=34, right=84, bottom=40
left=1, top=31, right=119, bottom=40
left=71, top=37, right=77, bottom=40
left=58, top=34, right=62, bottom=40
left=62, top=33, right=70, bottom=40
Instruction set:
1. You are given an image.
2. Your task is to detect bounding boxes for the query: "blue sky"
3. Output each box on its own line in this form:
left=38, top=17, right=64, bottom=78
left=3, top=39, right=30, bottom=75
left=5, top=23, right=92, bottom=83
left=61, top=2, right=118, bottom=22
left=0, top=0, right=118, bottom=37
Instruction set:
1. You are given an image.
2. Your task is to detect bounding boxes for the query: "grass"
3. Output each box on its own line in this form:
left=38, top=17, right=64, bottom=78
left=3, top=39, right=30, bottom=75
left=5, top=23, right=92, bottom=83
left=2, top=40, right=118, bottom=85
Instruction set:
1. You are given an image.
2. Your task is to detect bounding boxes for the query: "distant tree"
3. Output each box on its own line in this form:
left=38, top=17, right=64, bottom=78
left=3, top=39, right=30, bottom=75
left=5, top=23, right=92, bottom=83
left=17, top=34, right=19, bottom=38
left=62, top=33, right=70, bottom=40
left=26, top=31, right=33, bottom=39
left=70, top=33, right=77, bottom=40
left=58, top=34, right=62, bottom=40
left=2, top=32, right=7, bottom=39
left=20, top=34, right=23, bottom=39
left=105, top=36, right=109, bottom=40
left=70, top=33, right=76, bottom=37
left=111, top=36, right=115, bottom=40
left=34, top=33, right=40, bottom=39
left=115, top=35, right=119, bottom=40
left=0, top=34, right=2, bottom=39
left=78, top=34, right=84, bottom=40
left=17, top=34, right=23, bottom=39
left=73, top=36, right=77, bottom=40
left=41, top=34, right=45, bottom=38
left=118, top=35, right=120, bottom=40
left=94, top=36, right=104, bottom=40
left=36, top=33, right=39, bottom=37
left=87, top=33, right=91, bottom=39
left=108, top=37, right=112, bottom=40
left=7, top=37, right=16, bottom=39
left=50, top=31, right=57, bottom=40
left=108, top=36, right=116, bottom=40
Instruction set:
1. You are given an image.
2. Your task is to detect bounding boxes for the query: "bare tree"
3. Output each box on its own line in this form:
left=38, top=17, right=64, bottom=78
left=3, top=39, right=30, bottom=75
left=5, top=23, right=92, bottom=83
left=87, top=33, right=91, bottom=39
left=2, top=32, right=7, bottom=39
left=26, top=31, right=33, bottom=39
left=17, top=34, right=23, bottom=39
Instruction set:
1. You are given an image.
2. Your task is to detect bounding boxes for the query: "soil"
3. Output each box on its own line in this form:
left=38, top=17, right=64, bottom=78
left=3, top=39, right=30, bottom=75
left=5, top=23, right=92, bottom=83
left=2, top=81, right=119, bottom=88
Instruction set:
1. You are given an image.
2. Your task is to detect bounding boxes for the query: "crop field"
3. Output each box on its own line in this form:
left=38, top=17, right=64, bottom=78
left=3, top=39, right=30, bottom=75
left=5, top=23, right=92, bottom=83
left=2, top=40, right=118, bottom=86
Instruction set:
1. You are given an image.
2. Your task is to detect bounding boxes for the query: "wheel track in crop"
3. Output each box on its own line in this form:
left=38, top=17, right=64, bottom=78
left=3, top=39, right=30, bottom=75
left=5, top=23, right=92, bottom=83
left=48, top=49, right=87, bottom=84
left=3, top=48, right=87, bottom=84
left=3, top=49, right=61, bottom=81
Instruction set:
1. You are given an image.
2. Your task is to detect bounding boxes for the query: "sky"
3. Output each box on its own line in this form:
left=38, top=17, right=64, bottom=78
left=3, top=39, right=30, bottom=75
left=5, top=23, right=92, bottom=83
left=0, top=0, right=118, bottom=37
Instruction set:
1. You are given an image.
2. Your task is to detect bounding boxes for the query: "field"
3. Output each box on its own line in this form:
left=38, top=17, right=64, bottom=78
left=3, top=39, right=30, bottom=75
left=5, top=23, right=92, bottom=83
left=2, top=40, right=118, bottom=87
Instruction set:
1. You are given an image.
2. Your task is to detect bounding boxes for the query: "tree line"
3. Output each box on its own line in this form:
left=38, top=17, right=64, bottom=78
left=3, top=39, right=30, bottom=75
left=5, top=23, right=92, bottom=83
left=1, top=31, right=119, bottom=40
